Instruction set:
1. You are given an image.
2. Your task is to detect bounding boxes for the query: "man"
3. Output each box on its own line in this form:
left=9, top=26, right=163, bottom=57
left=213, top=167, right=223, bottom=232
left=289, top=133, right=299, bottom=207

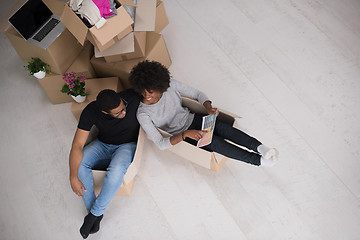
left=69, top=89, right=140, bottom=239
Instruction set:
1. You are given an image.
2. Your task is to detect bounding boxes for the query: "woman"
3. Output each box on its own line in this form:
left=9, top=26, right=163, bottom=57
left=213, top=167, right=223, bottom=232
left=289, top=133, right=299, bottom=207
left=129, top=60, right=278, bottom=167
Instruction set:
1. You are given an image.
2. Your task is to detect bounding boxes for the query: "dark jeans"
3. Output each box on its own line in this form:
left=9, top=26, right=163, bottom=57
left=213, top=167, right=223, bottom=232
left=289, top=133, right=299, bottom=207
left=185, top=113, right=262, bottom=166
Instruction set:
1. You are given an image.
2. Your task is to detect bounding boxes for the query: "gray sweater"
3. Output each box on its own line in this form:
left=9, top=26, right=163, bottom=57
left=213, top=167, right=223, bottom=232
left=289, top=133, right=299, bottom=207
left=136, top=79, right=210, bottom=150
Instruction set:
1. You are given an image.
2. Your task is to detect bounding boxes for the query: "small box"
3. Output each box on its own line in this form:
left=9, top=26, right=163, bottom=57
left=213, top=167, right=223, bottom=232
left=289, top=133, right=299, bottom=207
left=95, top=32, right=147, bottom=63
left=158, top=96, right=242, bottom=172
left=70, top=77, right=121, bottom=121
left=91, top=32, right=171, bottom=89
left=60, top=1, right=134, bottom=52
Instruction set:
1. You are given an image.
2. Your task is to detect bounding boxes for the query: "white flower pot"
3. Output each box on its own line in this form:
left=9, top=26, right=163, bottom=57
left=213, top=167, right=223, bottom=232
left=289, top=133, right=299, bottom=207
left=33, top=70, right=46, bottom=79
left=72, top=95, right=86, bottom=103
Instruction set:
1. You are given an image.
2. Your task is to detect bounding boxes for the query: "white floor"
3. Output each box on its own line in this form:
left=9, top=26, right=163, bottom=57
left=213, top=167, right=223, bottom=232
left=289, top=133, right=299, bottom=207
left=1, top=0, right=360, bottom=239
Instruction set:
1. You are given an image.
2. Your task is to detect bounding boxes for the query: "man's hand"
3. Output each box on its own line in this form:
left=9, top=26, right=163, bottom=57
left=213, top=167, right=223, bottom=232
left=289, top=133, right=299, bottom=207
left=203, top=101, right=219, bottom=116
left=70, top=177, right=86, bottom=197
left=184, top=130, right=208, bottom=141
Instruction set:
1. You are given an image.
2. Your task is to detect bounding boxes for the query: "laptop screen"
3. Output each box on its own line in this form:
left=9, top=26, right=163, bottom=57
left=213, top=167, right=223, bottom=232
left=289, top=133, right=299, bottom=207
left=9, top=0, right=52, bottom=40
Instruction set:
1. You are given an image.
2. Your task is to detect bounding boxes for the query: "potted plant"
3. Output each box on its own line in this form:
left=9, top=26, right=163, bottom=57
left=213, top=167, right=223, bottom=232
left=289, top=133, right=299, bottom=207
left=60, top=72, right=87, bottom=103
left=24, top=57, right=50, bottom=79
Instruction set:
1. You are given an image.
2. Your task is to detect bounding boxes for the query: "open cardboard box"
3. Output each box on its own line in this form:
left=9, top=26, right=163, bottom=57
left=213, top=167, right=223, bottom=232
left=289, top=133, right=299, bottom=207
left=70, top=77, right=121, bottom=121
left=91, top=32, right=171, bottom=89
left=60, top=0, right=134, bottom=52
left=157, top=96, right=241, bottom=172
left=0, top=0, right=84, bottom=75
left=93, top=0, right=169, bottom=62
left=37, top=41, right=96, bottom=104
left=61, top=0, right=160, bottom=53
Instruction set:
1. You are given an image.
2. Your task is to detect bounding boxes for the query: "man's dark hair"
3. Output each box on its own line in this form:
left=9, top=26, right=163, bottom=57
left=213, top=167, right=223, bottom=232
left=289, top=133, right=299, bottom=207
left=129, top=60, right=170, bottom=94
left=96, top=89, right=121, bottom=113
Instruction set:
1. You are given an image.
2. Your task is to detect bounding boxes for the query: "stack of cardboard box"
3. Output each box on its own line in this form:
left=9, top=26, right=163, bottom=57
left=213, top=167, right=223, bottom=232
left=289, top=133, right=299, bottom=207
left=0, top=0, right=171, bottom=105
left=0, top=0, right=171, bottom=195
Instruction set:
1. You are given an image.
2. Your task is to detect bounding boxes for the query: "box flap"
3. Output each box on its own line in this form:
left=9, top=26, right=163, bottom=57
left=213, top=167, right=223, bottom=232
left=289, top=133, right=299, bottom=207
left=42, top=0, right=65, bottom=16
left=95, top=32, right=134, bottom=58
left=0, top=0, right=27, bottom=32
left=60, top=4, right=88, bottom=45
left=134, top=0, right=156, bottom=31
left=118, top=0, right=136, bottom=7
left=89, top=6, right=133, bottom=45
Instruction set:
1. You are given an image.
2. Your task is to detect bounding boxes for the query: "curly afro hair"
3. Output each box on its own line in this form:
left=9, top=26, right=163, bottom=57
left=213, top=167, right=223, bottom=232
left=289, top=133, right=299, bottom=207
left=129, top=60, right=170, bottom=94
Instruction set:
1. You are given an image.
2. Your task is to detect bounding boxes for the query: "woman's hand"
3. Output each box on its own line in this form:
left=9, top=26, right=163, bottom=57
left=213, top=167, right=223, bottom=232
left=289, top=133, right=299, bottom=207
left=184, top=130, right=208, bottom=141
left=203, top=101, right=219, bottom=116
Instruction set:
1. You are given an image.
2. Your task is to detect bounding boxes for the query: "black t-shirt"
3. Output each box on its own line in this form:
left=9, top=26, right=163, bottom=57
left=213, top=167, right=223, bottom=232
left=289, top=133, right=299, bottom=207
left=78, top=89, right=141, bottom=145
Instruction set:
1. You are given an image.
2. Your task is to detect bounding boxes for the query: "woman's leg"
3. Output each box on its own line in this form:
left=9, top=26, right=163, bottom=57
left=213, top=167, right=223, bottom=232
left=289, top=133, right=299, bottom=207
left=186, top=113, right=261, bottom=165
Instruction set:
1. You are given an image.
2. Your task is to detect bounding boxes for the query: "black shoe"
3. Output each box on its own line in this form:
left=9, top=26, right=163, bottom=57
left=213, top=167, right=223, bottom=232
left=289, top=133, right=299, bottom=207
left=89, top=214, right=103, bottom=234
left=80, top=213, right=98, bottom=239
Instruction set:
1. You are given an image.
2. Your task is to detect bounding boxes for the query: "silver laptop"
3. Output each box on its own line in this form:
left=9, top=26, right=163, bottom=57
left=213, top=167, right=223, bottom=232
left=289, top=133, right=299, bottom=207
left=8, top=0, right=66, bottom=50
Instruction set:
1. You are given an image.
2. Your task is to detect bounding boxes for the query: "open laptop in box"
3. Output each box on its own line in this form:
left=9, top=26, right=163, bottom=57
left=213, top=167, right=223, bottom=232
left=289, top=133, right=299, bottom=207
left=8, top=0, right=66, bottom=49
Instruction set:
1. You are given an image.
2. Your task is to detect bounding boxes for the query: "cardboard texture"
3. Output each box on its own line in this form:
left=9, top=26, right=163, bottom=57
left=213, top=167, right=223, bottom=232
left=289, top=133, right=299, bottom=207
left=133, top=0, right=156, bottom=32
left=92, top=127, right=146, bottom=196
left=155, top=1, right=169, bottom=33
left=158, top=96, right=241, bottom=172
left=42, top=0, right=66, bottom=16
left=70, top=77, right=121, bottom=121
left=38, top=74, right=73, bottom=104
left=4, top=27, right=83, bottom=75
left=95, top=33, right=135, bottom=58
left=37, top=42, right=96, bottom=104
left=104, top=32, right=147, bottom=63
left=90, top=32, right=171, bottom=89
left=67, top=41, right=96, bottom=78
left=60, top=2, right=134, bottom=52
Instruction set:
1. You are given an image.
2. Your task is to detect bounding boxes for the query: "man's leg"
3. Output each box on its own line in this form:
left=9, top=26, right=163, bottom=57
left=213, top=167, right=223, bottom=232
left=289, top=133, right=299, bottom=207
left=90, top=141, right=136, bottom=216
left=78, top=140, right=112, bottom=213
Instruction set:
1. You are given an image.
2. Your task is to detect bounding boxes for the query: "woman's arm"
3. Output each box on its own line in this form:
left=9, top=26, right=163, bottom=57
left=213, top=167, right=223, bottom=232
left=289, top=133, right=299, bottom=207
left=171, top=79, right=210, bottom=105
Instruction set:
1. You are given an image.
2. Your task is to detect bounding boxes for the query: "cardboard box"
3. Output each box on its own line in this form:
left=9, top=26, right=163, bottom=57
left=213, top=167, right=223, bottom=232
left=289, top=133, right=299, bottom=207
left=67, top=41, right=96, bottom=78
left=91, top=32, right=171, bottom=89
left=93, top=0, right=168, bottom=62
left=37, top=41, right=97, bottom=104
left=60, top=1, right=135, bottom=52
left=155, top=1, right=169, bottom=33
left=96, top=32, right=147, bottom=63
left=92, top=127, right=146, bottom=196
left=70, top=77, right=121, bottom=121
left=0, top=0, right=84, bottom=75
left=158, top=97, right=242, bottom=172
left=3, top=26, right=83, bottom=75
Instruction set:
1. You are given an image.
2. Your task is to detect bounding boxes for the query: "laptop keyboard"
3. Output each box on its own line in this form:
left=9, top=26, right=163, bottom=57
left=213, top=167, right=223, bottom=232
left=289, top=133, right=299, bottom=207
left=33, top=18, right=60, bottom=42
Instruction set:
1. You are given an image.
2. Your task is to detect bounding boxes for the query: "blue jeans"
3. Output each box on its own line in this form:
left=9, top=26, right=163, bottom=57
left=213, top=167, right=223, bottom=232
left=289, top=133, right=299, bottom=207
left=186, top=114, right=262, bottom=165
left=78, top=140, right=136, bottom=216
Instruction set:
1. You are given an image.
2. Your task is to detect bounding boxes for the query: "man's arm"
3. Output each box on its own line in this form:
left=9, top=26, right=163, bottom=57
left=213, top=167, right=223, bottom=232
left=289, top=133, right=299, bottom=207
left=69, top=128, right=90, bottom=197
